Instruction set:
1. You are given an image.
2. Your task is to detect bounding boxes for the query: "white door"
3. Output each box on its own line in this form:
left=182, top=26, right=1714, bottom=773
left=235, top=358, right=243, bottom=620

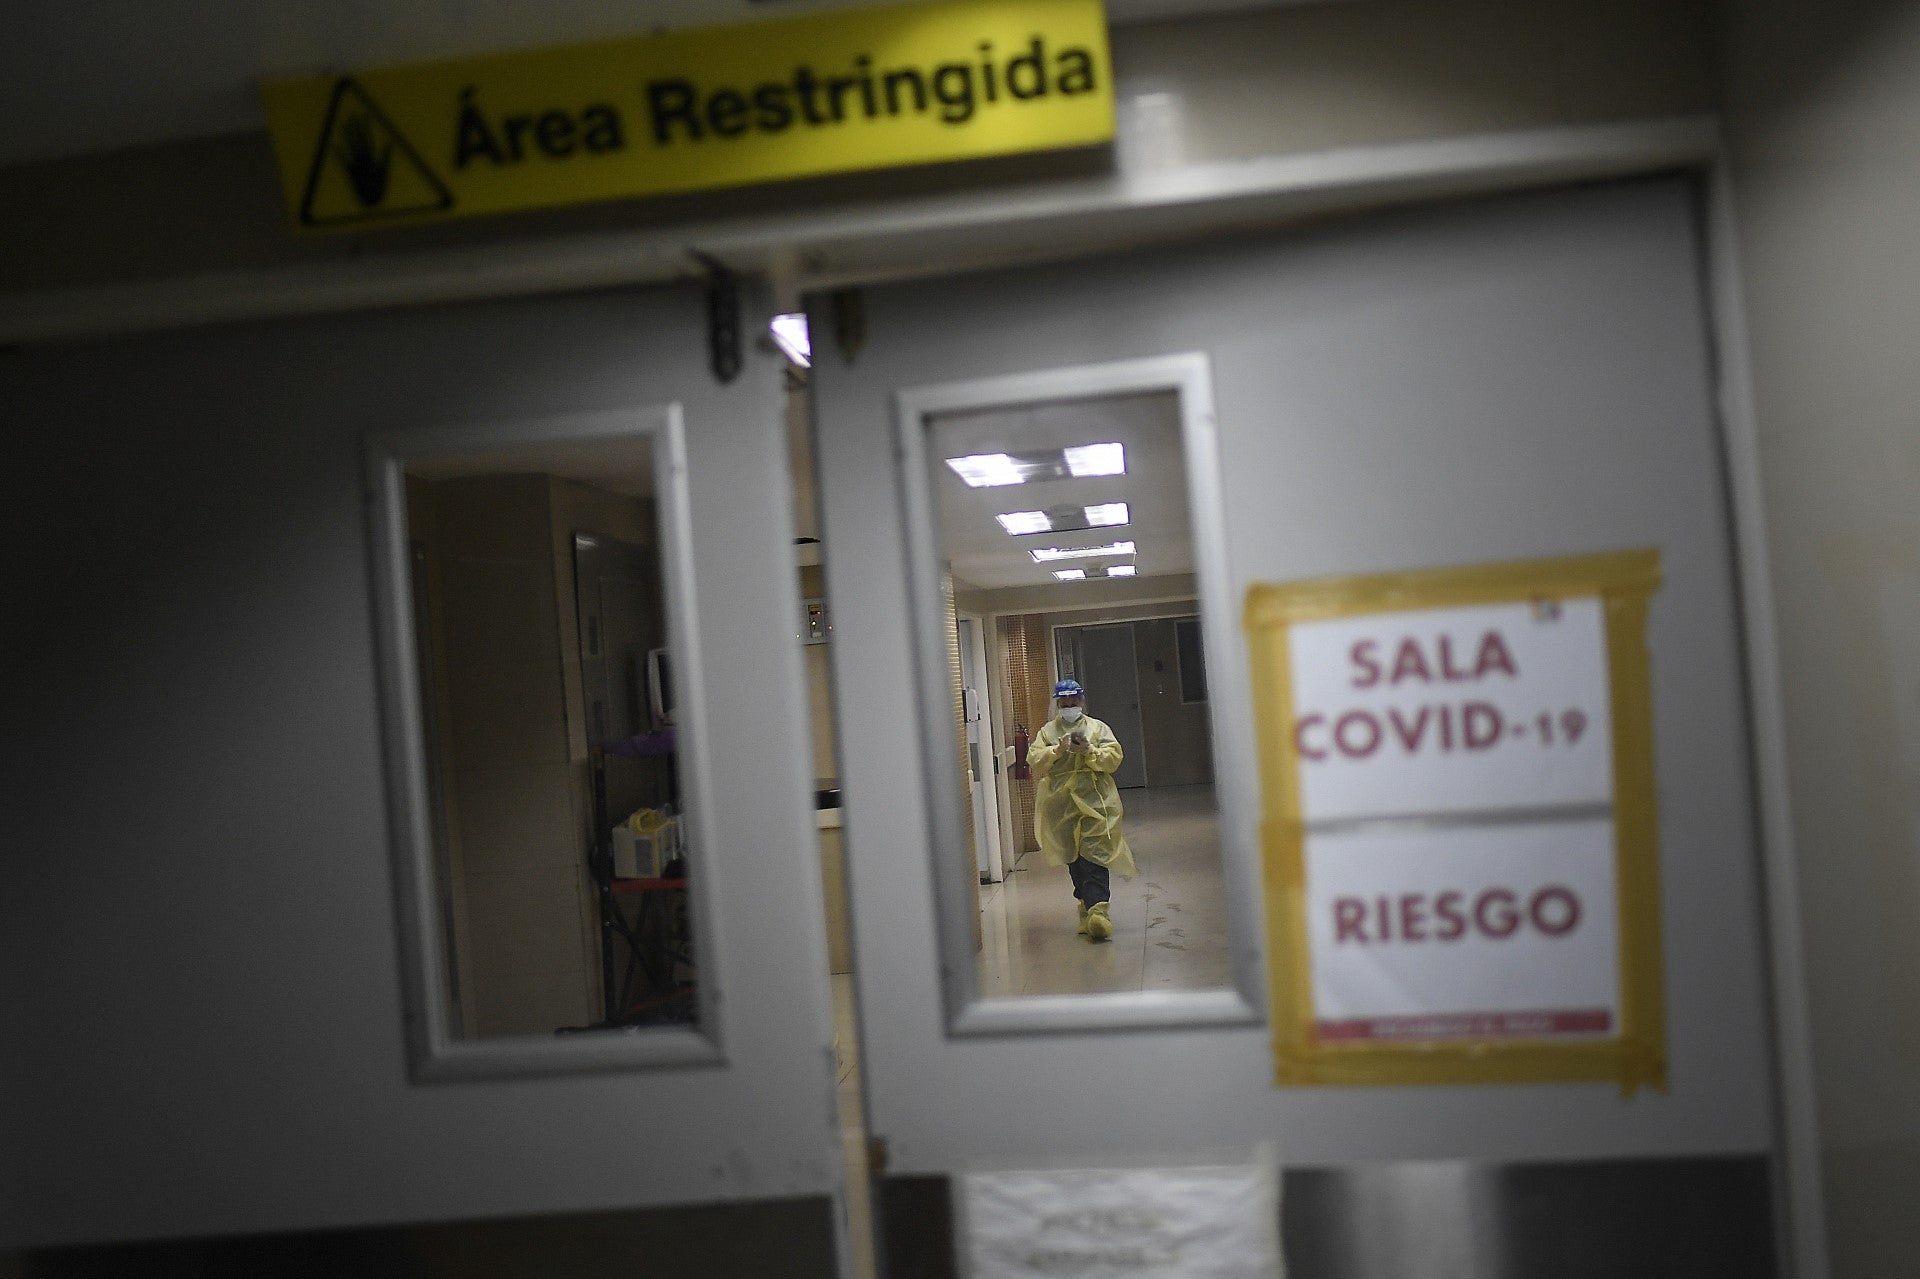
left=810, top=179, right=1779, bottom=1253
left=0, top=283, right=847, bottom=1260
left=958, top=616, right=1006, bottom=884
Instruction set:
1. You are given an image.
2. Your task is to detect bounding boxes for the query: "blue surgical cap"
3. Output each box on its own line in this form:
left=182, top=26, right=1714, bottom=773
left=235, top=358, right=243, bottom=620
left=1053, top=679, right=1084, bottom=697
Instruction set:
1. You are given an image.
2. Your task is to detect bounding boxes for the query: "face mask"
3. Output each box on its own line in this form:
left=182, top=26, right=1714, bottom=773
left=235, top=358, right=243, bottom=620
left=1061, top=707, right=1084, bottom=723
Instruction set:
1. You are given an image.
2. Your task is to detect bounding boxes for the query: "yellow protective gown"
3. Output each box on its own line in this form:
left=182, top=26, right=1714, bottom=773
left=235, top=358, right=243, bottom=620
left=1027, top=714, right=1136, bottom=877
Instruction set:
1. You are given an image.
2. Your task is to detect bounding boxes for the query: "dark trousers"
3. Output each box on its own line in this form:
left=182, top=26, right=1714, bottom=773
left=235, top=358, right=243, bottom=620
left=1067, top=856, right=1110, bottom=905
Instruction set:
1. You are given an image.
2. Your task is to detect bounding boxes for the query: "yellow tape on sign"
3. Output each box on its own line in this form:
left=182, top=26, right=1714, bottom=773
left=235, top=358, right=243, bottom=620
left=1244, top=550, right=1668, bottom=1094
left=260, top=0, right=1114, bottom=232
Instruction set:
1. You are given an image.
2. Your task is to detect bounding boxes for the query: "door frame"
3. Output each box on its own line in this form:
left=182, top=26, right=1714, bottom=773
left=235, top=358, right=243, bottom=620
left=1701, top=157, right=1829, bottom=1279
left=896, top=352, right=1264, bottom=1036
left=7, top=120, right=1826, bottom=1275
left=0, top=120, right=1724, bottom=347
left=366, top=405, right=728, bottom=1079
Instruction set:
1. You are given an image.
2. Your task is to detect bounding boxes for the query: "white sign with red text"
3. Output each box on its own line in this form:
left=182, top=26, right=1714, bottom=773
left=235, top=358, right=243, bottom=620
left=1289, top=599, right=1614, bottom=823
left=1305, top=817, right=1620, bottom=1043
left=1289, top=597, right=1623, bottom=1046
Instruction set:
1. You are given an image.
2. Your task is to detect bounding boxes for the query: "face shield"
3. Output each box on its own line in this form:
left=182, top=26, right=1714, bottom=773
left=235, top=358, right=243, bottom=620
left=1052, top=679, right=1086, bottom=723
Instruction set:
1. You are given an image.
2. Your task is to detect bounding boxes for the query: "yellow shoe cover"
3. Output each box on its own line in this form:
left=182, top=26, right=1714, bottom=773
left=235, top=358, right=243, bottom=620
left=1085, top=901, right=1113, bottom=942
left=1076, top=902, right=1090, bottom=935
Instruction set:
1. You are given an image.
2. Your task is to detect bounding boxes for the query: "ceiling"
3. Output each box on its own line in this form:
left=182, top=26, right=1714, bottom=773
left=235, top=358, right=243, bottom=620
left=0, top=0, right=1309, bottom=169
left=929, top=390, right=1190, bottom=594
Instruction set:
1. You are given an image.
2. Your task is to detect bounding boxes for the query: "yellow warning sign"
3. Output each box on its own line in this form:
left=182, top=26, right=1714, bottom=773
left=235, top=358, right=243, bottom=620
left=261, top=0, right=1114, bottom=233
left=300, top=80, right=452, bottom=226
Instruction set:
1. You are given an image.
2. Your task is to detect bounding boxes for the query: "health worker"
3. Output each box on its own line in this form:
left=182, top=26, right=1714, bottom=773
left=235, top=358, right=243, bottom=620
left=1027, top=679, right=1135, bottom=941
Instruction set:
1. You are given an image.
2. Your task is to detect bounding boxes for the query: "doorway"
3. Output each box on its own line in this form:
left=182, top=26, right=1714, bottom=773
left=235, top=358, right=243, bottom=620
left=1055, top=613, right=1217, bottom=791
left=1062, top=622, right=1147, bottom=788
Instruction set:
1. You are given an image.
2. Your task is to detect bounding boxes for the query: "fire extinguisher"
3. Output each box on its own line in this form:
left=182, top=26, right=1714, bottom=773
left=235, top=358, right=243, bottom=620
left=1010, top=723, right=1031, bottom=781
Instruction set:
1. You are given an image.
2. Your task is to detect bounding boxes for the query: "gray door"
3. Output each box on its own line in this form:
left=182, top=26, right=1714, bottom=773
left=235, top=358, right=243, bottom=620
left=0, top=285, right=846, bottom=1257
left=811, top=177, right=1777, bottom=1210
left=1075, top=624, right=1148, bottom=788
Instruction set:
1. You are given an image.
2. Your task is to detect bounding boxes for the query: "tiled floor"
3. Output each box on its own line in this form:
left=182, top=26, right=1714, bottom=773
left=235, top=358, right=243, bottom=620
left=977, top=783, right=1232, bottom=996
left=826, top=783, right=1228, bottom=1276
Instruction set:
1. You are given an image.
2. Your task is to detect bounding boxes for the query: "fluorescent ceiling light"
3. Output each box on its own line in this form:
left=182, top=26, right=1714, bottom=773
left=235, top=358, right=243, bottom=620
left=946, top=453, right=1026, bottom=488
left=995, top=502, right=1130, bottom=537
left=1031, top=540, right=1136, bottom=563
left=1063, top=442, right=1125, bottom=478
left=995, top=511, right=1053, bottom=535
left=1054, top=569, right=1088, bottom=581
left=946, top=442, right=1127, bottom=488
left=769, top=313, right=811, bottom=368
left=1106, top=565, right=1137, bottom=577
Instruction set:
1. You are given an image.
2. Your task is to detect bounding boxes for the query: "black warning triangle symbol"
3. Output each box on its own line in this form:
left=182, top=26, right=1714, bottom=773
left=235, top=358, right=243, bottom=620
left=299, top=78, right=454, bottom=228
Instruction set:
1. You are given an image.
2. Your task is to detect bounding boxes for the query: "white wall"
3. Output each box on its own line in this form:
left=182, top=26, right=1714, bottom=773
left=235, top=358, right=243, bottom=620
left=1722, top=4, right=1920, bottom=1274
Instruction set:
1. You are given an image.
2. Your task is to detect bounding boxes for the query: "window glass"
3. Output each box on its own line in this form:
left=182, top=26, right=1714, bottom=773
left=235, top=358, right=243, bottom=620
left=924, top=391, right=1233, bottom=998
left=400, top=435, right=694, bottom=1040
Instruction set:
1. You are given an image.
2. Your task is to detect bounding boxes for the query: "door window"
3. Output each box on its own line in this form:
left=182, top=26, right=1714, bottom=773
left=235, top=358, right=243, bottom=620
left=368, top=407, right=723, bottom=1075
left=898, top=360, right=1259, bottom=1024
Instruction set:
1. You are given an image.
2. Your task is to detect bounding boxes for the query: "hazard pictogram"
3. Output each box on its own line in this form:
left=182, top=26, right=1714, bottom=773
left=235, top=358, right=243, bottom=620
left=298, top=78, right=454, bottom=228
